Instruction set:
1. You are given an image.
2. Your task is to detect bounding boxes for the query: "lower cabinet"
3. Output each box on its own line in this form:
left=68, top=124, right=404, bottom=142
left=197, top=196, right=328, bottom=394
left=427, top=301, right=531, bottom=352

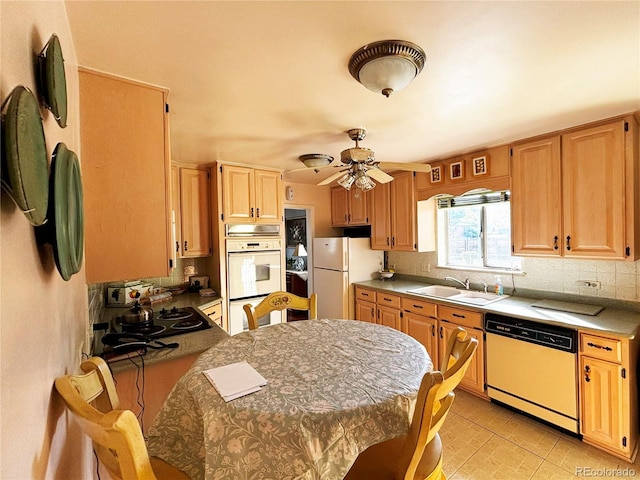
left=377, top=293, right=402, bottom=330
left=579, top=332, right=638, bottom=461
left=401, top=296, right=438, bottom=365
left=355, top=287, right=376, bottom=323
left=199, top=301, right=222, bottom=328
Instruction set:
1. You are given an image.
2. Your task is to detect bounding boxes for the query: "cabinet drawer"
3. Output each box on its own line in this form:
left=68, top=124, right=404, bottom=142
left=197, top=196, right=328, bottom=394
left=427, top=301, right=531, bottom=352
left=200, top=303, right=222, bottom=326
left=355, top=287, right=376, bottom=303
left=438, top=305, right=483, bottom=329
left=580, top=333, right=622, bottom=363
left=377, top=293, right=401, bottom=309
left=401, top=296, right=437, bottom=318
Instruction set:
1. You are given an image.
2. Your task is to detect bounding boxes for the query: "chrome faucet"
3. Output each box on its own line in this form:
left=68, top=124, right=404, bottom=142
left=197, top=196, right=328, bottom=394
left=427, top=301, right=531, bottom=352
left=444, top=276, right=470, bottom=290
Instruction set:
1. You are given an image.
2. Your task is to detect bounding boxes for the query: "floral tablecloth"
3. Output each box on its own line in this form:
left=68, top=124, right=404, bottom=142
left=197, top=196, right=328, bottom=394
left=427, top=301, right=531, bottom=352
left=147, top=319, right=431, bottom=480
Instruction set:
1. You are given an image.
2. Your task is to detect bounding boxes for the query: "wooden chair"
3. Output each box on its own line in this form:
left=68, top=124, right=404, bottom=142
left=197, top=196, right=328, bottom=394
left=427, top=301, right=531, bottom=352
left=243, top=291, right=318, bottom=330
left=440, top=327, right=479, bottom=393
left=54, top=357, right=189, bottom=480
left=344, top=327, right=478, bottom=480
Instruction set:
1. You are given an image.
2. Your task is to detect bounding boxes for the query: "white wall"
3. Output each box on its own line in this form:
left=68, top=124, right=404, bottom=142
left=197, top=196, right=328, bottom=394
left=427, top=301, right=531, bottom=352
left=388, top=250, right=640, bottom=302
left=1, top=2, right=93, bottom=478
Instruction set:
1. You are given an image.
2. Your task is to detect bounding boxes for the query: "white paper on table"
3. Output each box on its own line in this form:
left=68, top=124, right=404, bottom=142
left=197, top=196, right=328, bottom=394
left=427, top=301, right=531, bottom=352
left=203, top=361, right=268, bottom=402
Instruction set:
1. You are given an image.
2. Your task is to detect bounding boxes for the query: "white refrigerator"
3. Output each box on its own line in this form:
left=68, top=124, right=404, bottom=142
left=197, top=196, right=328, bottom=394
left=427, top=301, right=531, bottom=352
left=313, top=237, right=384, bottom=320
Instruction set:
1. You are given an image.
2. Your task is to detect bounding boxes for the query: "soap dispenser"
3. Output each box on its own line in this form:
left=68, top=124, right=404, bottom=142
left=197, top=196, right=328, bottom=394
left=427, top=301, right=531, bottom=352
left=495, top=276, right=504, bottom=295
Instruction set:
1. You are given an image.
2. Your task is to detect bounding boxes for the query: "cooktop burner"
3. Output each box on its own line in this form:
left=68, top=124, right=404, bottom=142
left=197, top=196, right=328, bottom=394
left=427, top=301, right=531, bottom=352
left=157, top=306, right=195, bottom=321
left=171, top=318, right=203, bottom=330
left=122, top=323, right=167, bottom=336
left=115, top=306, right=211, bottom=339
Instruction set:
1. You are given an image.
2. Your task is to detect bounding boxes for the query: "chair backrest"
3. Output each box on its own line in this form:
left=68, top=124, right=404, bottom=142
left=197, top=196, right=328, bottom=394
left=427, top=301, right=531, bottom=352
left=54, top=357, right=158, bottom=480
left=395, top=371, right=455, bottom=480
left=243, top=291, right=318, bottom=330
left=395, top=327, right=478, bottom=480
left=440, top=326, right=479, bottom=393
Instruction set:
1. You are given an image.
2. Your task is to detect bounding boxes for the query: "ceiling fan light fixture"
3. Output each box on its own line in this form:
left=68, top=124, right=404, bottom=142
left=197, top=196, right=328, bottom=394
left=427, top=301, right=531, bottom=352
left=299, top=153, right=334, bottom=168
left=349, top=40, right=426, bottom=97
left=354, top=170, right=376, bottom=191
left=337, top=172, right=355, bottom=190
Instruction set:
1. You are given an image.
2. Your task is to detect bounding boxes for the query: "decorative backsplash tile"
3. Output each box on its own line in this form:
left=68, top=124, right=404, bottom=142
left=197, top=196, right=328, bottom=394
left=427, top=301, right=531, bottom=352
left=87, top=257, right=210, bottom=327
left=388, top=250, right=640, bottom=302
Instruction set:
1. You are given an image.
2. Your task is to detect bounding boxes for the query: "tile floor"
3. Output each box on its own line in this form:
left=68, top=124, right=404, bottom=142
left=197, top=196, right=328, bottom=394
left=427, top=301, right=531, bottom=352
left=440, top=389, right=639, bottom=479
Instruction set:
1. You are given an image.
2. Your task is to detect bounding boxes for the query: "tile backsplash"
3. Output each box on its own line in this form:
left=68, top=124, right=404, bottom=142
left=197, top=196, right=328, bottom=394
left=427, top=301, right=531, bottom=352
left=87, top=257, right=209, bottom=327
left=387, top=250, right=640, bottom=302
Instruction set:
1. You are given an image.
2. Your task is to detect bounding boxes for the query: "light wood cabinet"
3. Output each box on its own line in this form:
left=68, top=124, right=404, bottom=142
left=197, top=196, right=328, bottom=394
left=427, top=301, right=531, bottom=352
left=512, top=116, right=639, bottom=260
left=172, top=165, right=211, bottom=258
left=200, top=302, right=222, bottom=328
left=371, top=172, right=417, bottom=251
left=331, top=187, right=369, bottom=227
left=355, top=286, right=376, bottom=323
left=79, top=68, right=171, bottom=283
left=220, top=165, right=282, bottom=223
left=579, top=331, right=638, bottom=460
left=511, top=135, right=563, bottom=256
left=438, top=305, right=485, bottom=396
left=401, top=297, right=438, bottom=364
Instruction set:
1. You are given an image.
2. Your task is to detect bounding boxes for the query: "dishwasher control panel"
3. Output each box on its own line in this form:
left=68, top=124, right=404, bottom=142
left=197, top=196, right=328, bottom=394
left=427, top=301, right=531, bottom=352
left=485, top=314, right=577, bottom=352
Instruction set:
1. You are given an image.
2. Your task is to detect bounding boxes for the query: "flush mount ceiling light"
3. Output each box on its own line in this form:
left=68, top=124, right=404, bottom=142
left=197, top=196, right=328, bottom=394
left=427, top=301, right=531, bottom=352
left=299, top=153, right=334, bottom=168
left=348, top=40, right=426, bottom=97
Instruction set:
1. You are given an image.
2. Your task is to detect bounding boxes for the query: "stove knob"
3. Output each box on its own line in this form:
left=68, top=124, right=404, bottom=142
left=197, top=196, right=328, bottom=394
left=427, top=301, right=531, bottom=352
left=171, top=306, right=178, bottom=313
left=160, top=308, right=167, bottom=315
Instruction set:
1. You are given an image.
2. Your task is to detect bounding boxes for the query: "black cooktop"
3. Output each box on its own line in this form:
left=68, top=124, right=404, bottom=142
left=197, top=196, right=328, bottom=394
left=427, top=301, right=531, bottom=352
left=114, top=306, right=211, bottom=339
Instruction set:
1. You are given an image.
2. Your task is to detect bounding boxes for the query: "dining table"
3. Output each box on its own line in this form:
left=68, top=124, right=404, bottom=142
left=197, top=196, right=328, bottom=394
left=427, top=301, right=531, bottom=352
left=147, top=318, right=431, bottom=480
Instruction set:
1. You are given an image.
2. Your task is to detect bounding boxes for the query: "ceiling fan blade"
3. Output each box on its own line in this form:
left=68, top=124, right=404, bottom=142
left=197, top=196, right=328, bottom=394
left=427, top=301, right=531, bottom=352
left=367, top=168, right=394, bottom=184
left=317, top=169, right=349, bottom=186
left=378, top=162, right=432, bottom=173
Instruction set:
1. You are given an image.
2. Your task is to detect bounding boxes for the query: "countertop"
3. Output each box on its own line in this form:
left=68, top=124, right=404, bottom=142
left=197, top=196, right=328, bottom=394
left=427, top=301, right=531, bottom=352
left=104, top=293, right=229, bottom=373
left=355, top=278, right=640, bottom=339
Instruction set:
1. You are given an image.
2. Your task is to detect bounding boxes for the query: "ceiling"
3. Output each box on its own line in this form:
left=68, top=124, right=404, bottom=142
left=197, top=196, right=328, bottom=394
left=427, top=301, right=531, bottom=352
left=65, top=1, right=640, bottom=185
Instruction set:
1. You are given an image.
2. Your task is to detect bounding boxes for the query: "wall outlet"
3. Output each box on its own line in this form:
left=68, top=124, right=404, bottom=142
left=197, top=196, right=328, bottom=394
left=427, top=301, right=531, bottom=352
left=577, top=280, right=601, bottom=289
left=420, top=262, right=430, bottom=272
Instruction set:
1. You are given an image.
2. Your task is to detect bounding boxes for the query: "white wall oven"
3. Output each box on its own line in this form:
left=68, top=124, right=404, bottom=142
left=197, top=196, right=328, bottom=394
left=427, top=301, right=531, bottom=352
left=226, top=236, right=283, bottom=335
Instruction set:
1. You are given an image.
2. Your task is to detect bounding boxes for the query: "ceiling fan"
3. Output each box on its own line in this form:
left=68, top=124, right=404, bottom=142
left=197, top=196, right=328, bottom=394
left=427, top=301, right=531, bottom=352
left=317, top=128, right=432, bottom=191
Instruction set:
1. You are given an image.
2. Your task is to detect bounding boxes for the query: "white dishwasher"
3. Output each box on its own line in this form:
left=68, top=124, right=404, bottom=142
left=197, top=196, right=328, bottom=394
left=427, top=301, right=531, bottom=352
left=485, top=313, right=579, bottom=434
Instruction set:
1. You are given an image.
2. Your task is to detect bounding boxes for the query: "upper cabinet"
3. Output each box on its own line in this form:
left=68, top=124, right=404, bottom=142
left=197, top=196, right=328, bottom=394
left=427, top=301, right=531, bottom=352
left=330, top=187, right=369, bottom=227
left=79, top=69, right=171, bottom=283
left=220, top=165, right=282, bottom=223
left=371, top=172, right=435, bottom=252
left=371, top=172, right=416, bottom=251
left=172, top=164, right=212, bottom=258
left=512, top=115, right=639, bottom=260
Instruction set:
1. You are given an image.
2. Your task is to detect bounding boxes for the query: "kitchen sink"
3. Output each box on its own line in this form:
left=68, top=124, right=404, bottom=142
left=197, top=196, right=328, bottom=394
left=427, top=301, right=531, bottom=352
left=408, top=285, right=508, bottom=305
left=448, top=291, right=509, bottom=306
left=408, top=285, right=461, bottom=298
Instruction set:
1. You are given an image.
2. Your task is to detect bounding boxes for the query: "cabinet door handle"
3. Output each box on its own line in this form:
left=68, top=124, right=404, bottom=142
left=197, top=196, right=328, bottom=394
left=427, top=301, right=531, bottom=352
left=184, top=241, right=188, bottom=252
left=344, top=214, right=348, bottom=222
left=361, top=292, right=369, bottom=297
left=584, top=365, right=591, bottom=382
left=431, top=324, right=435, bottom=336
left=392, top=237, right=396, bottom=246
left=566, top=235, right=571, bottom=251
left=452, top=313, right=466, bottom=319
left=587, top=342, right=613, bottom=351
left=256, top=208, right=260, bottom=218
left=386, top=237, right=390, bottom=246
left=176, top=241, right=180, bottom=252
left=412, top=304, right=423, bottom=309
left=439, top=326, right=444, bottom=339
left=553, top=236, right=559, bottom=250
left=251, top=207, right=255, bottom=218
